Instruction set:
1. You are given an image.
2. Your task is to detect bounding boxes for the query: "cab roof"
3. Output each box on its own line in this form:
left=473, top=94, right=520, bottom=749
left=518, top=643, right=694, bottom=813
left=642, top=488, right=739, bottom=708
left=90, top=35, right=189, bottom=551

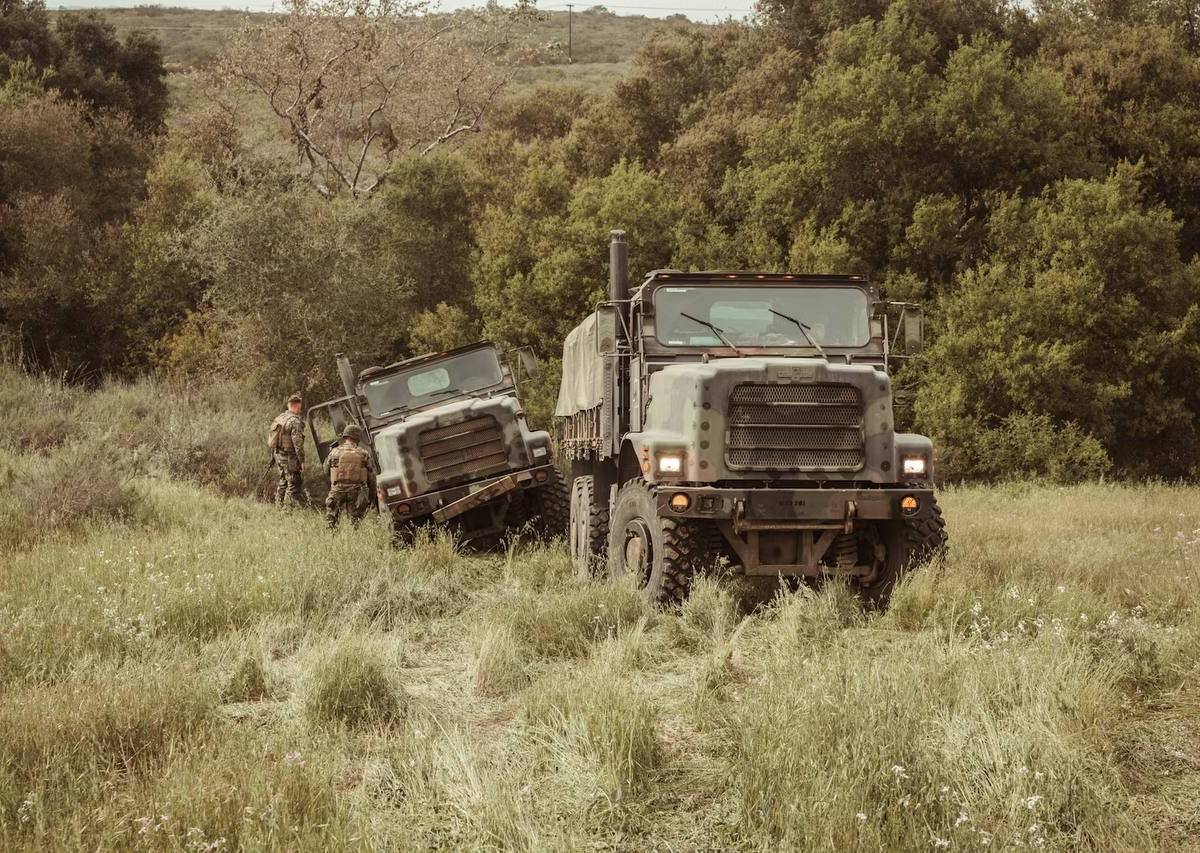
left=635, top=271, right=875, bottom=299
left=356, top=340, right=502, bottom=384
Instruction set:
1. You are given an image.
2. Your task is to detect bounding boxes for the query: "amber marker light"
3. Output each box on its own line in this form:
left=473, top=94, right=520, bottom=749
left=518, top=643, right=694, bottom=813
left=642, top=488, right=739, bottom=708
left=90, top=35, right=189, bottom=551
left=396, top=503, right=412, bottom=516
left=670, top=493, right=691, bottom=513
left=534, top=470, right=549, bottom=482
left=899, top=496, right=920, bottom=516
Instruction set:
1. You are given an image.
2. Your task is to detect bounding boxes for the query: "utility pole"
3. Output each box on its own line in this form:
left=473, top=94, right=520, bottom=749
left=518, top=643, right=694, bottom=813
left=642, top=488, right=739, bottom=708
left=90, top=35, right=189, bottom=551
left=567, top=4, right=574, bottom=63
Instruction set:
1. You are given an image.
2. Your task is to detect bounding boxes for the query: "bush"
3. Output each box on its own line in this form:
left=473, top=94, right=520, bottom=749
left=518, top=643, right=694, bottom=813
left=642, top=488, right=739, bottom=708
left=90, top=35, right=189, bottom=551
left=303, top=640, right=404, bottom=729
left=0, top=443, right=143, bottom=550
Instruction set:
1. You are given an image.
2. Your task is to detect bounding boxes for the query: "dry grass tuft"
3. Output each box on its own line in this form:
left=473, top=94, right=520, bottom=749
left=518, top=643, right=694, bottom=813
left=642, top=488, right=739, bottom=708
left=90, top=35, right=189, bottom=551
left=303, top=639, right=404, bottom=729
left=223, top=655, right=270, bottom=703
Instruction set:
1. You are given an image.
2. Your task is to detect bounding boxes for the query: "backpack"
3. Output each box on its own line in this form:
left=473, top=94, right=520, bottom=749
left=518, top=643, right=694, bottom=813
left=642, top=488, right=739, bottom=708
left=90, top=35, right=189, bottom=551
left=268, top=413, right=294, bottom=451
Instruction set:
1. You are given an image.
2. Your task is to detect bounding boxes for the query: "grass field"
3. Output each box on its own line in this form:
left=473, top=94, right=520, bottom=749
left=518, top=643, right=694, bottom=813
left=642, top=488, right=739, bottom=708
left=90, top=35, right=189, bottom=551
left=2, top=370, right=1200, bottom=850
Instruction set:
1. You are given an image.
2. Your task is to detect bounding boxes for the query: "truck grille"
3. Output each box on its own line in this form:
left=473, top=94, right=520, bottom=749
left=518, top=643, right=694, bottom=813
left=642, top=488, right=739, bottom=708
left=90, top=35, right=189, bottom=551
left=726, top=383, right=865, bottom=472
left=418, top=416, right=509, bottom=484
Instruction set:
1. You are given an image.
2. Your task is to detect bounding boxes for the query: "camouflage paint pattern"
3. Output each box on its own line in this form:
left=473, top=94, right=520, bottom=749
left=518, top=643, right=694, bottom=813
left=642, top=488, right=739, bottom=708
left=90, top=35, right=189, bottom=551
left=632, top=357, right=932, bottom=487
left=372, top=394, right=553, bottom=501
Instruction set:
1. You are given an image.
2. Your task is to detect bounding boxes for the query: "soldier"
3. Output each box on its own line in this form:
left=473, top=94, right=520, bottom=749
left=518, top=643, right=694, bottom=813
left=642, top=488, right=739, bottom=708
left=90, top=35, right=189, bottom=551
left=269, top=393, right=307, bottom=508
left=324, top=424, right=371, bottom=529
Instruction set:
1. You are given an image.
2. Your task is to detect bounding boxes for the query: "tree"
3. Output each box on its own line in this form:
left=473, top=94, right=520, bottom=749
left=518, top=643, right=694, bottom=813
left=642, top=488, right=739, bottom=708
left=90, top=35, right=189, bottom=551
left=917, top=166, right=1200, bottom=480
left=0, top=2, right=168, bottom=133
left=218, top=0, right=536, bottom=197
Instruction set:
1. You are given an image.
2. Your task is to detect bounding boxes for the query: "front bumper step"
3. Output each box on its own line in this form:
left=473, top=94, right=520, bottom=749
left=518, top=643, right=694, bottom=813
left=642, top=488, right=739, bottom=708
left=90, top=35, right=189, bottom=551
left=654, top=486, right=934, bottom=525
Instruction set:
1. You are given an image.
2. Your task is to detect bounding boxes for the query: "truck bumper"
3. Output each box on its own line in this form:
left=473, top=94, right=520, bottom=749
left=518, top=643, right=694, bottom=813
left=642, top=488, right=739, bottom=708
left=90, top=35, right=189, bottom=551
left=380, top=463, right=557, bottom=523
left=653, top=486, right=934, bottom=529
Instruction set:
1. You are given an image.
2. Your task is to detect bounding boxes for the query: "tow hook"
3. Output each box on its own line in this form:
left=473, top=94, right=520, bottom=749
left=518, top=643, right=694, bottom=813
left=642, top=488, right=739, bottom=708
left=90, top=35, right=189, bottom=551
left=843, top=499, right=857, bottom=534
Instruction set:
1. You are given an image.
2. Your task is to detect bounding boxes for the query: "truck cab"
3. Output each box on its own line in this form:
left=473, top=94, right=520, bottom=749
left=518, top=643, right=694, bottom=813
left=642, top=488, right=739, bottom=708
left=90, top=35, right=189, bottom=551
left=310, top=342, right=568, bottom=544
left=557, top=232, right=946, bottom=605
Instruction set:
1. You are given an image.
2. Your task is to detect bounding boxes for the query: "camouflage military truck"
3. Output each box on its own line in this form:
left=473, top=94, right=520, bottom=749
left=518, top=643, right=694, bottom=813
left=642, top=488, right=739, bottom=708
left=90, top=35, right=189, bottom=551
left=556, top=231, right=946, bottom=605
left=308, top=342, right=568, bottom=544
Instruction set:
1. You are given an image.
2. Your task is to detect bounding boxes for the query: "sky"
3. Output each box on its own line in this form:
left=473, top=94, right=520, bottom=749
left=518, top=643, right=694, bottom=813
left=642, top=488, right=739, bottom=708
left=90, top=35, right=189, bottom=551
left=51, top=0, right=757, bottom=23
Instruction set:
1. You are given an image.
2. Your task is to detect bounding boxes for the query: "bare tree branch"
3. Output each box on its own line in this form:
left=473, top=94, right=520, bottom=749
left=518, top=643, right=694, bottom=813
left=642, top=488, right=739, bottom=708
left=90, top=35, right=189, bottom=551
left=216, top=0, right=539, bottom=197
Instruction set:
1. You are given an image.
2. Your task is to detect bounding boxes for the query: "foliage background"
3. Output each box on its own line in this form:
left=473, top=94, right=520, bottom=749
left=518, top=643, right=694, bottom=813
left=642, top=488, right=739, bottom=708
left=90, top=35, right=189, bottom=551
left=4, top=0, right=1200, bottom=481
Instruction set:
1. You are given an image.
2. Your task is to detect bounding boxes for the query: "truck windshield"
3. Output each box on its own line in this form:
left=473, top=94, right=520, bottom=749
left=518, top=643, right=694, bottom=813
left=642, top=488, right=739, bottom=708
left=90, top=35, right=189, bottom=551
left=361, top=348, right=504, bottom=416
left=654, top=286, right=871, bottom=348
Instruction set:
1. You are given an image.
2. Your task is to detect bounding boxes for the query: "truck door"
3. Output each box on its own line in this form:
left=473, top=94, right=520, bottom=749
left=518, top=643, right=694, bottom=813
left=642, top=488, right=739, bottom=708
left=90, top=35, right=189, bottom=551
left=306, top=397, right=356, bottom=464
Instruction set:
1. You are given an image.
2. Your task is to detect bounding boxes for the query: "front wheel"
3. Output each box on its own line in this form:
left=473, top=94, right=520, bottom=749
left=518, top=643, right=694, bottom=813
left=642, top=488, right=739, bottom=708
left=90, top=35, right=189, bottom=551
left=534, top=474, right=571, bottom=539
left=607, top=480, right=703, bottom=606
left=860, top=496, right=947, bottom=607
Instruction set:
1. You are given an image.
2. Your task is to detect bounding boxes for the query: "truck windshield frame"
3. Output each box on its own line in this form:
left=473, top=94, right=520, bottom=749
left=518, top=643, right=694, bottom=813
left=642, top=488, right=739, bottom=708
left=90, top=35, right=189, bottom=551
left=652, top=285, right=872, bottom=349
left=361, top=347, right=505, bottom=417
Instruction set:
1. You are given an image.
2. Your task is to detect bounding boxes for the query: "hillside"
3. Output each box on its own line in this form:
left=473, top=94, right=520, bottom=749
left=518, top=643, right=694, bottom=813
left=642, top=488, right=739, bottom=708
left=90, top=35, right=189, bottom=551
left=1, top=366, right=1198, bottom=849
left=51, top=5, right=704, bottom=86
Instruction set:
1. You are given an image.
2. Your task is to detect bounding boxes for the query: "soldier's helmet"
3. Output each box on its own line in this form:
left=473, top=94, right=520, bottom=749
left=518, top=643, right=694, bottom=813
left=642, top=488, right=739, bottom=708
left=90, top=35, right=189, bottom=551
left=342, top=424, right=364, bottom=442
left=287, top=393, right=303, bottom=405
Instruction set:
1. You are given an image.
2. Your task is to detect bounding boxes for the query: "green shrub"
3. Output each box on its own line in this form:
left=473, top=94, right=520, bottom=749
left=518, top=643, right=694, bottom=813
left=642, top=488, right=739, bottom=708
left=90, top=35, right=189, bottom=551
left=0, top=443, right=143, bottom=550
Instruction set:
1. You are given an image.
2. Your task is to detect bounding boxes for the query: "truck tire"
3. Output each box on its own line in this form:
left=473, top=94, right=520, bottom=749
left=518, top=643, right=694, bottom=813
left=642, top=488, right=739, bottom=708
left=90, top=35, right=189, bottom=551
left=861, top=495, right=947, bottom=607
left=570, top=476, right=608, bottom=580
left=608, top=480, right=703, bottom=606
left=534, top=474, right=571, bottom=539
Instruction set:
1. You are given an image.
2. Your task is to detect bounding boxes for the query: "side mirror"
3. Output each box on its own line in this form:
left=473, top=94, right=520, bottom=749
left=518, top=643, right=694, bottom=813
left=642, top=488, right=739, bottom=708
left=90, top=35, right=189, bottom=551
left=596, top=304, right=619, bottom=355
left=902, top=306, right=924, bottom=355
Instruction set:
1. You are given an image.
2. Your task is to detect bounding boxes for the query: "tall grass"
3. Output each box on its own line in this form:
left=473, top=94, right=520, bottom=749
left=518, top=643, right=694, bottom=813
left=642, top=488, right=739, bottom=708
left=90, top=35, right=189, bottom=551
left=4, top=371, right=1200, bottom=848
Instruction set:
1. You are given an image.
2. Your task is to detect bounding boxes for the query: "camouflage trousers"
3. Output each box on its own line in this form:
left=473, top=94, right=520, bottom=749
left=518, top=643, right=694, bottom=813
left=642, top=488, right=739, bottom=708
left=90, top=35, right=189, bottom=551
left=274, top=452, right=307, bottom=508
left=326, top=483, right=369, bottom=529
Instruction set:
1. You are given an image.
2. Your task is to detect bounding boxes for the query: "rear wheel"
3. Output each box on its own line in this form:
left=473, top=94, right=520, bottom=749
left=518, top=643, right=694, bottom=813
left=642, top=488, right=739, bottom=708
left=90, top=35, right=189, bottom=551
left=607, top=480, right=703, bottom=606
left=570, top=475, right=608, bottom=580
left=860, top=495, right=947, bottom=607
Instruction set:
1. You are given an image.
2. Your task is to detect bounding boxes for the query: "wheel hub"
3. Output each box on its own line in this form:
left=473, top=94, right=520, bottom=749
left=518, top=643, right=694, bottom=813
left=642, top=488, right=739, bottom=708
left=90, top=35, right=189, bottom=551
left=622, top=519, right=654, bottom=586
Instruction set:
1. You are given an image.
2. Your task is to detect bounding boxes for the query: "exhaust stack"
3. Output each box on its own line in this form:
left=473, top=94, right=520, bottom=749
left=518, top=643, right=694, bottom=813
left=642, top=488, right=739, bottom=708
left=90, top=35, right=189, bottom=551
left=336, top=353, right=356, bottom=400
left=609, top=230, right=629, bottom=304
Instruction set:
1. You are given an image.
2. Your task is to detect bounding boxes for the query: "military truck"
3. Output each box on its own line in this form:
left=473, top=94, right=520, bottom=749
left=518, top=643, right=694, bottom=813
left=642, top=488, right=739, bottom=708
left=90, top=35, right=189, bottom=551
left=556, top=231, right=946, bottom=605
left=308, top=342, right=568, bottom=544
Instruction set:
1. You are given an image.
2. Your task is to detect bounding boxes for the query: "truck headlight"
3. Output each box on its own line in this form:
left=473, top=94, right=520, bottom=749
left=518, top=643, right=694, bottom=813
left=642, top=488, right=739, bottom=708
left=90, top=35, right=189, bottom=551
left=901, top=456, right=927, bottom=476
left=386, top=486, right=404, bottom=498
left=657, top=453, right=683, bottom=474
left=532, top=446, right=548, bottom=458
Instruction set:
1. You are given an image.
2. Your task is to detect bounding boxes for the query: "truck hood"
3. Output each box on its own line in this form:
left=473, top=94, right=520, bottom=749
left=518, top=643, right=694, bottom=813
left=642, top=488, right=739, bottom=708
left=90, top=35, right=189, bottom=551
left=372, top=395, right=552, bottom=496
left=631, top=357, right=930, bottom=485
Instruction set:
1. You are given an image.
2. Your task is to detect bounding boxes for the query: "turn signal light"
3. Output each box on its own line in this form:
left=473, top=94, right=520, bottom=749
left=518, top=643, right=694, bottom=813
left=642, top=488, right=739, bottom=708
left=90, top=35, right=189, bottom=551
left=395, top=503, right=412, bottom=516
left=899, top=496, right=920, bottom=516
left=669, top=493, right=691, bottom=513
left=534, top=470, right=549, bottom=483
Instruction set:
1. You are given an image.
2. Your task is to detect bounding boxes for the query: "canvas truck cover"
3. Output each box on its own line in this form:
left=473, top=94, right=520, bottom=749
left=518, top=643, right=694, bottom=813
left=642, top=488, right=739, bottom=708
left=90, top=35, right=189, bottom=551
left=555, top=311, right=606, bottom=418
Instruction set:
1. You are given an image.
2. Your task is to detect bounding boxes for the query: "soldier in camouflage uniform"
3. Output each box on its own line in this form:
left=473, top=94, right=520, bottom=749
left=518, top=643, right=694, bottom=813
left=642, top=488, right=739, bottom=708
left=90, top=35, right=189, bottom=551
left=324, top=424, right=372, bottom=529
left=270, top=393, right=307, bottom=508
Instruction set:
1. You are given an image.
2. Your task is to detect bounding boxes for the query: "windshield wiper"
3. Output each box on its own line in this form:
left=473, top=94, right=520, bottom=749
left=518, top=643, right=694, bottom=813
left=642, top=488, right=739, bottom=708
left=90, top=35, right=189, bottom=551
left=428, top=387, right=463, bottom=397
left=768, top=307, right=826, bottom=357
left=680, top=312, right=742, bottom=355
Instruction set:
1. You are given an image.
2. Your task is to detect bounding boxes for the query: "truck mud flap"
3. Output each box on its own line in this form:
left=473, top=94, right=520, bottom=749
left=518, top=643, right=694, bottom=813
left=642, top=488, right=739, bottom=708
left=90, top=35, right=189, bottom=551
left=432, top=474, right=518, bottom=523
